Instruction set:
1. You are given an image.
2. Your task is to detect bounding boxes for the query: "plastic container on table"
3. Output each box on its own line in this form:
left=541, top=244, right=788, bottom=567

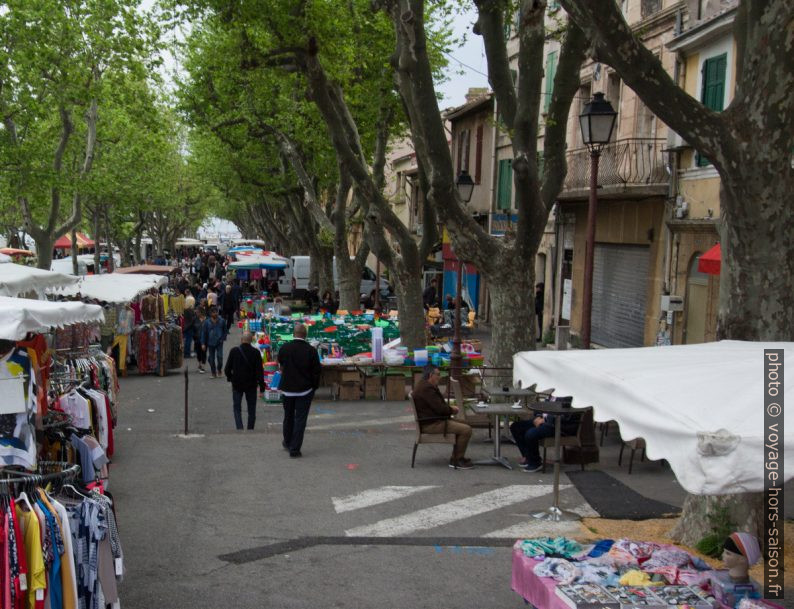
left=414, top=349, right=428, bottom=366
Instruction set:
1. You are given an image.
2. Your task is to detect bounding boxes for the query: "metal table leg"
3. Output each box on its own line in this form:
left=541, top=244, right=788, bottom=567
left=474, top=414, right=513, bottom=469
left=532, top=414, right=579, bottom=521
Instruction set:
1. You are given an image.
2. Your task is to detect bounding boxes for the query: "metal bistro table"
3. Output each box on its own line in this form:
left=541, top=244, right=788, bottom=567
left=481, top=386, right=546, bottom=447
left=529, top=401, right=592, bottom=522
left=472, top=403, right=527, bottom=470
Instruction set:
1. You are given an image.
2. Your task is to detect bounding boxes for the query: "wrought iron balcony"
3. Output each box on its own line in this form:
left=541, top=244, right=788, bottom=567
left=561, top=138, right=668, bottom=197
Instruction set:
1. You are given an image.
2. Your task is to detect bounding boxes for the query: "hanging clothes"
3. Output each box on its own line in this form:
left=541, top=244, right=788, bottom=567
left=0, top=348, right=38, bottom=470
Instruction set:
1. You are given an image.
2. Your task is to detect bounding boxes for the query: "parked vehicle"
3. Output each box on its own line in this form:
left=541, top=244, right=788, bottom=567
left=277, top=255, right=390, bottom=299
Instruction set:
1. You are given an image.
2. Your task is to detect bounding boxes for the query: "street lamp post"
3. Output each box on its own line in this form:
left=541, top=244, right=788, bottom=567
left=451, top=170, right=475, bottom=380
left=578, top=92, right=617, bottom=349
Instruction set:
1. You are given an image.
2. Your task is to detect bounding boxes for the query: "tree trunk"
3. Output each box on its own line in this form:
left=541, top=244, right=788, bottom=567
left=336, top=252, right=364, bottom=311
left=487, top=258, right=535, bottom=369
left=718, top=177, right=794, bottom=341
left=93, top=207, right=101, bottom=273
left=669, top=492, right=764, bottom=547
left=70, top=228, right=79, bottom=275
left=314, top=246, right=334, bottom=296
left=34, top=236, right=54, bottom=271
left=393, top=271, right=425, bottom=351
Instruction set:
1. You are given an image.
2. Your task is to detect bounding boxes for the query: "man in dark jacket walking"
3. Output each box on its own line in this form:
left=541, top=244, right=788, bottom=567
left=277, top=323, right=321, bottom=457
left=224, top=331, right=266, bottom=430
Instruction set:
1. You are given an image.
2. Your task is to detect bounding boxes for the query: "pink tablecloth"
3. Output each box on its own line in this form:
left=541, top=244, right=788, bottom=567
left=510, top=542, right=784, bottom=609
left=511, top=544, right=569, bottom=609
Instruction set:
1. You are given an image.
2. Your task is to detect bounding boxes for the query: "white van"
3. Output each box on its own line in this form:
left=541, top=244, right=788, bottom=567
left=278, top=255, right=311, bottom=296
left=277, top=255, right=389, bottom=298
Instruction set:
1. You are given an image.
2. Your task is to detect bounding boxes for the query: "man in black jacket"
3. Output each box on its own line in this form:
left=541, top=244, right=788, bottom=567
left=224, top=331, right=266, bottom=430
left=277, top=323, right=321, bottom=457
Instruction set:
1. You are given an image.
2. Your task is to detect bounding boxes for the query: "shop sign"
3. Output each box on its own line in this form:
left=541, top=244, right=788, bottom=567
left=490, top=213, right=519, bottom=236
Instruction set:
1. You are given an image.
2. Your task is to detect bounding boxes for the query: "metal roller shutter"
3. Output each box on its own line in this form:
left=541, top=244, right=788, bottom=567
left=591, top=244, right=649, bottom=348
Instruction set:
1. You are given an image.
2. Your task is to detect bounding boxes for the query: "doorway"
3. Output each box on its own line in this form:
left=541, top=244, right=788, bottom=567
left=684, top=254, right=709, bottom=344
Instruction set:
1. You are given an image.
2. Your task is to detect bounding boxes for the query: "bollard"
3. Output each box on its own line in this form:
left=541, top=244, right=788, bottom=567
left=184, top=367, right=189, bottom=436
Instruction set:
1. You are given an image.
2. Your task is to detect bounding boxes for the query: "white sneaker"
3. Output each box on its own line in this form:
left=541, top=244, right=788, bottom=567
left=198, top=368, right=206, bottom=374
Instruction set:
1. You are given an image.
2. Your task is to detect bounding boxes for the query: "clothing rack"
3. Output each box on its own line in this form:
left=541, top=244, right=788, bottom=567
left=0, top=460, right=80, bottom=488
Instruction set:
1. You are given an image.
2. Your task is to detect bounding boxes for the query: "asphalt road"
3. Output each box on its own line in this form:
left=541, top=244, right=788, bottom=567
left=108, top=329, right=791, bottom=608
left=110, top=333, right=603, bottom=608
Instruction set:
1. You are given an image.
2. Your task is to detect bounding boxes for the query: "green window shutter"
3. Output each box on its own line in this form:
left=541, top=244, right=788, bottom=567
left=497, top=159, right=513, bottom=210
left=549, top=0, right=560, bottom=10
left=544, top=51, right=558, bottom=113
left=697, top=53, right=727, bottom=167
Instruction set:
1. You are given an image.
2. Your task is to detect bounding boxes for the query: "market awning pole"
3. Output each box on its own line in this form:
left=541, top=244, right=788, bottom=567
left=184, top=366, right=189, bottom=436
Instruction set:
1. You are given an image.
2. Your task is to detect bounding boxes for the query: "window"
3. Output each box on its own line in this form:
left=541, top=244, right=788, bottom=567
left=456, top=128, right=470, bottom=174
left=497, top=159, right=513, bottom=210
left=641, top=0, right=661, bottom=18
left=544, top=51, right=558, bottom=114
left=697, top=53, right=727, bottom=166
left=548, top=0, right=560, bottom=10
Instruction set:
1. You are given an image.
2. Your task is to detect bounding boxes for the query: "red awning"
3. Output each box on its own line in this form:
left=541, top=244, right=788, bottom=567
left=53, top=232, right=95, bottom=249
left=697, top=243, right=721, bottom=275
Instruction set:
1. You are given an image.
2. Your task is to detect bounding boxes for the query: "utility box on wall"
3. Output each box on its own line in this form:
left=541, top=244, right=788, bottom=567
left=660, top=295, right=684, bottom=312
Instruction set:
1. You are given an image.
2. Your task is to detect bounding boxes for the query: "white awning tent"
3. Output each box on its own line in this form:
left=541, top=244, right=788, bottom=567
left=52, top=273, right=167, bottom=303
left=229, top=252, right=288, bottom=270
left=0, top=296, right=104, bottom=340
left=0, top=262, right=79, bottom=297
left=513, top=340, right=793, bottom=496
left=175, top=238, right=204, bottom=247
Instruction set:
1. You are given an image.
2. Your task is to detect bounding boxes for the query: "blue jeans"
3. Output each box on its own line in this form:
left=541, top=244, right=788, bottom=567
left=233, top=387, right=258, bottom=430
left=183, top=326, right=194, bottom=358
left=207, top=344, right=223, bottom=374
left=510, top=419, right=555, bottom=467
left=282, top=392, right=314, bottom=454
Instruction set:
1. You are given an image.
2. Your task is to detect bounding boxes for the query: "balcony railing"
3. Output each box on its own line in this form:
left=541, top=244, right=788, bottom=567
left=562, top=138, right=668, bottom=193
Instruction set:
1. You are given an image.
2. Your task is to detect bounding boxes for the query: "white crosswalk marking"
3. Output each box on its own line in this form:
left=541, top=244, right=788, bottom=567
left=332, top=486, right=438, bottom=513
left=308, top=415, right=414, bottom=431
left=345, top=484, right=556, bottom=537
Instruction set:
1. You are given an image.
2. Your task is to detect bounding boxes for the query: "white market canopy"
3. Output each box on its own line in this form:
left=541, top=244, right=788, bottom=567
left=175, top=238, right=204, bottom=247
left=0, top=295, right=104, bottom=340
left=0, top=262, right=79, bottom=297
left=0, top=253, right=10, bottom=263
left=229, top=252, right=288, bottom=270
left=513, top=340, right=793, bottom=496
left=52, top=273, right=167, bottom=303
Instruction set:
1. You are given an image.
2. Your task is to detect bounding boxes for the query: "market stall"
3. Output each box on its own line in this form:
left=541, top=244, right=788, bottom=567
left=509, top=341, right=791, bottom=609
left=511, top=536, right=780, bottom=609
left=52, top=273, right=172, bottom=373
left=513, top=341, right=793, bottom=495
left=241, top=308, right=484, bottom=401
left=0, top=262, right=79, bottom=297
left=0, top=294, right=125, bottom=607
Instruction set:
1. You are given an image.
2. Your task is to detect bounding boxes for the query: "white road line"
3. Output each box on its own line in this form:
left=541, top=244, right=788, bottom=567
left=345, top=485, right=556, bottom=537
left=482, top=520, right=583, bottom=539
left=482, top=501, right=595, bottom=538
left=332, top=486, right=438, bottom=513
left=309, top=415, right=414, bottom=431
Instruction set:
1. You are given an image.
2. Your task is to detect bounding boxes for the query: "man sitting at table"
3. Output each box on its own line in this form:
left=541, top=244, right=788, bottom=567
left=510, top=398, right=579, bottom=472
left=413, top=365, right=474, bottom=470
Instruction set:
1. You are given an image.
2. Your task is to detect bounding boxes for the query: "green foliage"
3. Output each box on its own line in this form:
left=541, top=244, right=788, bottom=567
left=542, top=327, right=556, bottom=345
left=695, top=507, right=736, bottom=558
